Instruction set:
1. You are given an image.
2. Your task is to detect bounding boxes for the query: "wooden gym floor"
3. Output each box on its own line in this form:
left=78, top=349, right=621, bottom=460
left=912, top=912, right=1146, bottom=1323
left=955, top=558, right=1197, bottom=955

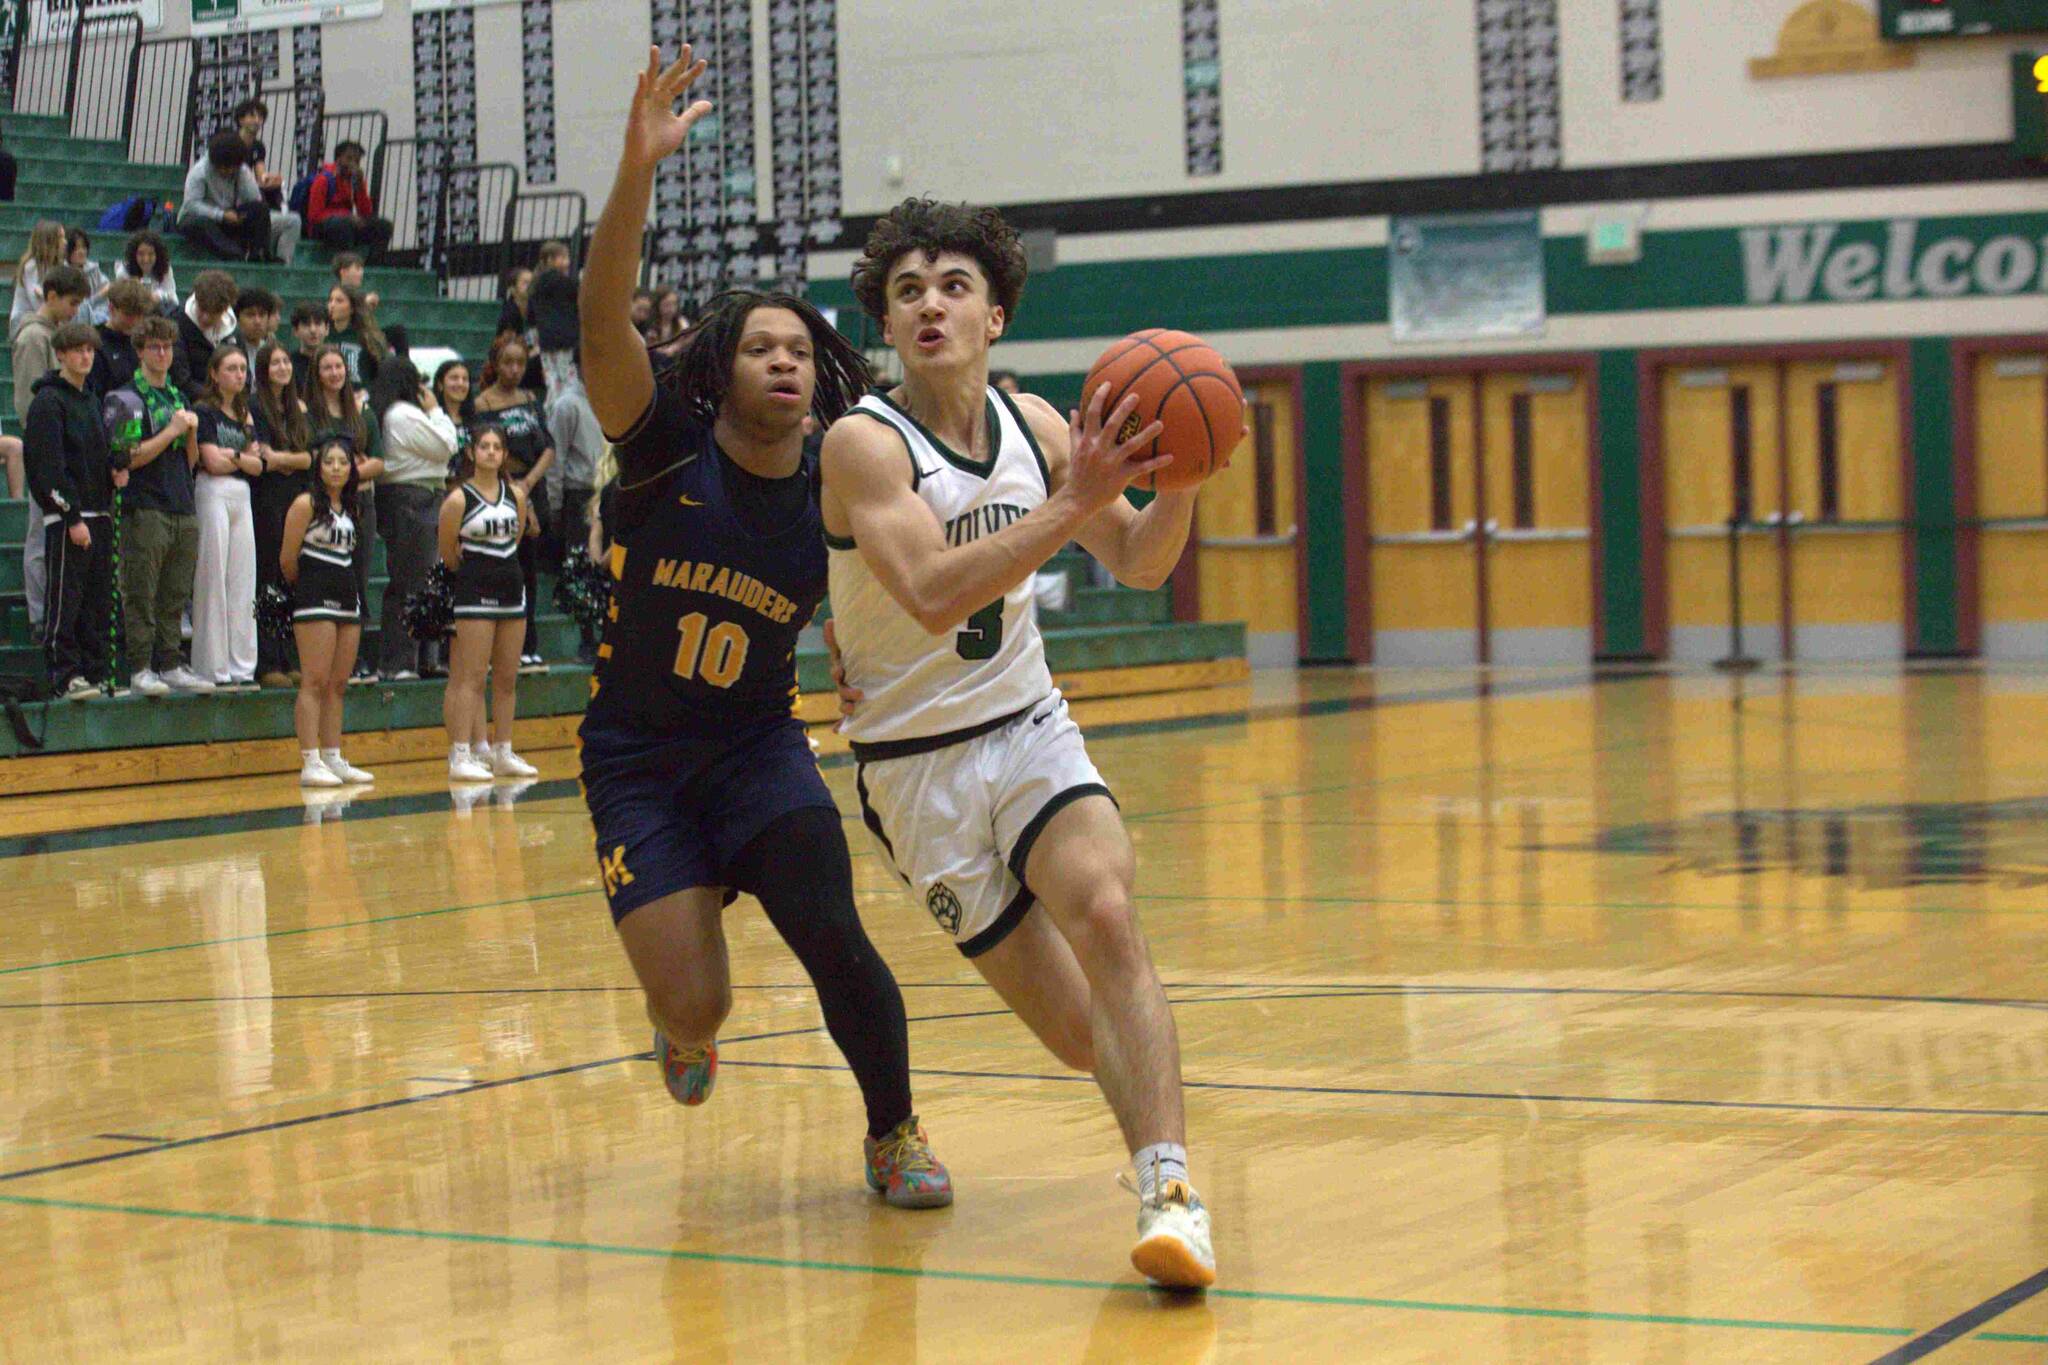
left=3, top=664, right=2048, bottom=1362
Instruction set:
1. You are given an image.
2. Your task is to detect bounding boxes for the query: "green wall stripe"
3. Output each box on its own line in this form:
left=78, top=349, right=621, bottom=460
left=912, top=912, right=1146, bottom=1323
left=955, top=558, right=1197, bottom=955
left=1596, top=351, right=1647, bottom=657
left=1909, top=337, right=1961, bottom=655
left=1301, top=362, right=1350, bottom=660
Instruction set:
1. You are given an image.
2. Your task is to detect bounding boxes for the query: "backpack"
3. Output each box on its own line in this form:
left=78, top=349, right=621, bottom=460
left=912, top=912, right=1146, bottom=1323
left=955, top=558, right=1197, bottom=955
left=97, top=194, right=153, bottom=232
left=287, top=167, right=333, bottom=218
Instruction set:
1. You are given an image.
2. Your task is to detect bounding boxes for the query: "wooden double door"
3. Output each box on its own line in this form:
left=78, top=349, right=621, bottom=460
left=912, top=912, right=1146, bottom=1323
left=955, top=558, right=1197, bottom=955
left=1970, top=347, right=2048, bottom=658
left=1362, top=369, right=1593, bottom=666
left=1660, top=357, right=1905, bottom=662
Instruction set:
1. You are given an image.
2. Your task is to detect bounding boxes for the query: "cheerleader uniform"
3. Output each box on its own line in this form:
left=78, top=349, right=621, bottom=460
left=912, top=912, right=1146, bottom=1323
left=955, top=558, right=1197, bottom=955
left=293, top=504, right=360, bottom=623
left=451, top=480, right=525, bottom=620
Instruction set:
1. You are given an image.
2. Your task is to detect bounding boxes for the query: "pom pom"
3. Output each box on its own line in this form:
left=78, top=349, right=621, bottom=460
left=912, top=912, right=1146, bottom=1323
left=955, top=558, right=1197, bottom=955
left=255, top=580, right=295, bottom=647
left=403, top=562, right=456, bottom=642
left=552, top=549, right=612, bottom=634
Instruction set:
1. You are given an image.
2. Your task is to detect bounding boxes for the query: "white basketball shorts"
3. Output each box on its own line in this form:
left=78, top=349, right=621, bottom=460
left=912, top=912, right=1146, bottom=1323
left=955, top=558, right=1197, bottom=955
left=851, top=690, right=1113, bottom=956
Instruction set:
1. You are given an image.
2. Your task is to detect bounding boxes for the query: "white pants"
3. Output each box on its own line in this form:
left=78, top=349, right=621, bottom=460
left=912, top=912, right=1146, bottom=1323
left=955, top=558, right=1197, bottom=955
left=192, top=474, right=256, bottom=684
left=22, top=515, right=44, bottom=632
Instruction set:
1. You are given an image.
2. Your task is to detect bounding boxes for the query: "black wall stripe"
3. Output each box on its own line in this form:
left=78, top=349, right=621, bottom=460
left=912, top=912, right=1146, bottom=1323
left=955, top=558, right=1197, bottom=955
left=521, top=0, right=556, bottom=185
left=1621, top=0, right=1662, bottom=103
left=648, top=0, right=756, bottom=302
left=290, top=24, right=324, bottom=174
left=767, top=0, right=842, bottom=292
left=836, top=141, right=2036, bottom=244
left=1182, top=0, right=1222, bottom=178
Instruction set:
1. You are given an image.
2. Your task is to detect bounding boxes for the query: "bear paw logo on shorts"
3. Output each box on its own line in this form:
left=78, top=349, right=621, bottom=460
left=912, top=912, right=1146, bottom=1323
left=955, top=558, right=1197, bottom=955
left=925, top=882, right=962, bottom=935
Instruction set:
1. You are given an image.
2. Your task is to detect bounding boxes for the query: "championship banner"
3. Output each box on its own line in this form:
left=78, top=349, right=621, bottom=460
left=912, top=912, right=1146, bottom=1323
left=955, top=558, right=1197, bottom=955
left=1389, top=210, right=1547, bottom=343
left=414, top=0, right=520, bottom=10
left=25, top=0, right=165, bottom=39
left=192, top=0, right=381, bottom=38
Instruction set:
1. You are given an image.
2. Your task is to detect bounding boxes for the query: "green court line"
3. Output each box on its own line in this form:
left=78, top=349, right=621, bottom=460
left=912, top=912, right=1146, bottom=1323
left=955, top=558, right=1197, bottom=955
left=1979, top=1331, right=2048, bottom=1342
left=0, top=1190, right=1915, bottom=1340
left=0, top=886, right=598, bottom=979
left=1128, top=891, right=2048, bottom=919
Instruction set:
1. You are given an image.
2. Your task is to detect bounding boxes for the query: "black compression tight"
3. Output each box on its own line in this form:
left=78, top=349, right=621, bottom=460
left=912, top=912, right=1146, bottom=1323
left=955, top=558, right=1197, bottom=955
left=724, top=805, right=913, bottom=1140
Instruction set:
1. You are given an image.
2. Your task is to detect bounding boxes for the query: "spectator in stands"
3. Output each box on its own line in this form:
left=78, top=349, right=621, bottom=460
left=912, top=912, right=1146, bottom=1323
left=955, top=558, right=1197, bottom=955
left=496, top=265, right=534, bottom=344
left=250, top=340, right=314, bottom=688
left=325, top=283, right=384, bottom=388
left=191, top=344, right=262, bottom=690
left=14, top=264, right=87, bottom=422
left=116, top=230, right=179, bottom=314
left=281, top=437, right=373, bottom=786
left=546, top=359, right=603, bottom=663
left=427, top=359, right=476, bottom=671
left=990, top=369, right=1022, bottom=395
left=231, top=98, right=285, bottom=210
left=629, top=289, right=654, bottom=337
left=0, top=130, right=17, bottom=203
left=229, top=287, right=281, bottom=361
left=11, top=220, right=65, bottom=328
left=307, top=344, right=384, bottom=684
left=331, top=251, right=380, bottom=315
left=175, top=270, right=238, bottom=386
left=289, top=300, right=329, bottom=397
left=305, top=140, right=393, bottom=262
left=65, top=229, right=111, bottom=327
left=529, top=240, right=579, bottom=405
left=470, top=333, right=553, bottom=674
left=368, top=356, right=458, bottom=681
left=652, top=287, right=683, bottom=336
left=116, top=315, right=209, bottom=697
left=26, top=321, right=122, bottom=699
left=13, top=264, right=87, bottom=637
left=88, top=278, right=164, bottom=401
left=179, top=131, right=300, bottom=265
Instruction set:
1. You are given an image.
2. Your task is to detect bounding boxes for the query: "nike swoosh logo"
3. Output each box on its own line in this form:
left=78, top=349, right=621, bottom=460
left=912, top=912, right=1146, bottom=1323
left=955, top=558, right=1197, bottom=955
left=916, top=464, right=939, bottom=480
left=677, top=494, right=704, bottom=507
left=1031, top=710, right=1053, bottom=726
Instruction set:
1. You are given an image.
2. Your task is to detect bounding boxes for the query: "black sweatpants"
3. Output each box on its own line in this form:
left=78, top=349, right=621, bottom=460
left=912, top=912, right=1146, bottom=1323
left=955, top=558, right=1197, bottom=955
left=42, top=517, right=113, bottom=689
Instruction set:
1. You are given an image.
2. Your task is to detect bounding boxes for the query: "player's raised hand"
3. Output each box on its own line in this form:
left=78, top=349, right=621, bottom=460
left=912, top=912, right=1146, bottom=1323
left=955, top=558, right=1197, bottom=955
left=623, top=45, right=712, bottom=169
left=1063, top=383, right=1168, bottom=515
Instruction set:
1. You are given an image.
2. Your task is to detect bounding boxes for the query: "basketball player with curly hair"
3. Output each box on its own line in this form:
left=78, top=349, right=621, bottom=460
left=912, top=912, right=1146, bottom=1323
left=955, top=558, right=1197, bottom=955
left=820, top=196, right=1220, bottom=1287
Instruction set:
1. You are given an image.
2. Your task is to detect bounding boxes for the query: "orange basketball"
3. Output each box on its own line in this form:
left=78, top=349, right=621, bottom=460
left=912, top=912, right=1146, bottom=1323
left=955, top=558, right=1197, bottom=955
left=1081, top=329, right=1244, bottom=493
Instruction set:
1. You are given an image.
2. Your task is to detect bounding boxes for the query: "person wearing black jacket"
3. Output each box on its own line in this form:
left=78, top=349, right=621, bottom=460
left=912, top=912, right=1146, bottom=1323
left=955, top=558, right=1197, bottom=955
left=26, top=322, right=123, bottom=697
left=88, top=277, right=174, bottom=399
left=530, top=241, right=579, bottom=404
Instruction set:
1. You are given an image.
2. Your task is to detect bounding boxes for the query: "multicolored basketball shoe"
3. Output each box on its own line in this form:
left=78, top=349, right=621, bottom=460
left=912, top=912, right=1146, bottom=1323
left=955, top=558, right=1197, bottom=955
left=653, top=1030, right=717, bottom=1106
left=863, top=1116, right=954, bottom=1209
left=1132, top=1180, right=1216, bottom=1290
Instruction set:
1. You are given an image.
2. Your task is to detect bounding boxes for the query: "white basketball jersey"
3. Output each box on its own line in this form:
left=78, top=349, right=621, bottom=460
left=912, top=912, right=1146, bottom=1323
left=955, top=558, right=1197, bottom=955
left=828, top=387, right=1054, bottom=745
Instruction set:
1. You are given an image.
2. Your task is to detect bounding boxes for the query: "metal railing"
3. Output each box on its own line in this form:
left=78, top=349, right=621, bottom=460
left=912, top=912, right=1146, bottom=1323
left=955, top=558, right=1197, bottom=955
left=508, top=189, right=588, bottom=268
left=66, top=13, right=138, bottom=144
left=371, top=135, right=449, bottom=266
left=433, top=160, right=519, bottom=301
left=126, top=36, right=192, bottom=166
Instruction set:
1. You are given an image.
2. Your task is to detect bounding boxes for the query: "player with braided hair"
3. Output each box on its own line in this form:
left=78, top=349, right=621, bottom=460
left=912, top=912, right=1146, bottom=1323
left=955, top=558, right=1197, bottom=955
left=575, top=45, right=950, bottom=1210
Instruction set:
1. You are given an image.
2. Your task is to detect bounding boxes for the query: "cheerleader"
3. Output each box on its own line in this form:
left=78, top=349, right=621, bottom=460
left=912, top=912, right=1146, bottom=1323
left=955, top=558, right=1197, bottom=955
left=439, top=423, right=537, bottom=782
left=280, top=437, right=373, bottom=787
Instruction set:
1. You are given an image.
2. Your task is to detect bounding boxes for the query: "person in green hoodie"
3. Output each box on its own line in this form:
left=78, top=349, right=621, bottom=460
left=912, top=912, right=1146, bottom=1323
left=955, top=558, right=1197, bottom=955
left=25, top=322, right=124, bottom=698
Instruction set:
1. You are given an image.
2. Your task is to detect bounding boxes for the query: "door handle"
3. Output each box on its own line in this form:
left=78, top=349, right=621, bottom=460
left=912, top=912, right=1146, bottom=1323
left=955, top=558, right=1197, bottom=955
left=1460, top=519, right=1479, bottom=541
left=1483, top=519, right=1499, bottom=536
left=1760, top=511, right=1783, bottom=527
left=1785, top=511, right=1806, bottom=527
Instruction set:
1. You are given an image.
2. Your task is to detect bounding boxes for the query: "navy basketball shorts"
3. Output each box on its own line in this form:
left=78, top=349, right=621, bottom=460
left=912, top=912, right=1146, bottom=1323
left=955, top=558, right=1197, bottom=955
left=580, top=718, right=838, bottom=923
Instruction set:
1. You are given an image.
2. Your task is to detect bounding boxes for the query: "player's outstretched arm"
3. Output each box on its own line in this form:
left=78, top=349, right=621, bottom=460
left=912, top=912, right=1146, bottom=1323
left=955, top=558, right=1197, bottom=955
left=581, top=46, right=712, bottom=437
left=819, top=386, right=1165, bottom=635
left=1013, top=391, right=1196, bottom=590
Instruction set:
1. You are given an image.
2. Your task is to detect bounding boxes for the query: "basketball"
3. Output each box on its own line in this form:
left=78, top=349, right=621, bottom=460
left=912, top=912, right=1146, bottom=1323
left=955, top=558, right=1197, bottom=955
left=1082, top=329, right=1244, bottom=493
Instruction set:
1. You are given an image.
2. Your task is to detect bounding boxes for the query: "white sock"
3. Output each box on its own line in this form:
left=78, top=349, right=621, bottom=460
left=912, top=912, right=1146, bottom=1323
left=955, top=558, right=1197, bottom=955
left=301, top=748, right=321, bottom=769
left=1133, top=1142, right=1189, bottom=1203
left=322, top=748, right=344, bottom=766
left=451, top=743, right=471, bottom=764
left=493, top=741, right=511, bottom=757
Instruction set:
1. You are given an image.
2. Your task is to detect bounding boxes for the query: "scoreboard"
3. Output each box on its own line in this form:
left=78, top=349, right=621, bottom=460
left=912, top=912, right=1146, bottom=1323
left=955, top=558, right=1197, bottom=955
left=1882, top=0, right=2048, bottom=37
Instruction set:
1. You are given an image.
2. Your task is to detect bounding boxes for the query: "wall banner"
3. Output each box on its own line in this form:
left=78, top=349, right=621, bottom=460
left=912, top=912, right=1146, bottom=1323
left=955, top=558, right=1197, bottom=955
left=192, top=0, right=380, bottom=39
left=1389, top=210, right=1547, bottom=342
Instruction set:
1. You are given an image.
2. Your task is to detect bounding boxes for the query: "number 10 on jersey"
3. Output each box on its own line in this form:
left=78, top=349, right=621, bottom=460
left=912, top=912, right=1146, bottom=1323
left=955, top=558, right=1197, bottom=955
left=673, top=612, right=750, bottom=688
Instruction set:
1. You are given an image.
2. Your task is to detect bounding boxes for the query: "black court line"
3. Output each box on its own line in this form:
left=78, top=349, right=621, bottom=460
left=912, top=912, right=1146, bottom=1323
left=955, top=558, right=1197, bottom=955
left=0, top=669, right=1640, bottom=862
left=1865, top=1265, right=2048, bottom=1363
left=94, top=1134, right=170, bottom=1144
left=717, top=1059, right=2048, bottom=1122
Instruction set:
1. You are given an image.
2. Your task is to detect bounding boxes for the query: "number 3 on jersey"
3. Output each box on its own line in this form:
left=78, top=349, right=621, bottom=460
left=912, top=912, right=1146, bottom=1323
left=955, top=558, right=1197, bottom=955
left=955, top=601, right=1003, bottom=661
left=673, top=612, right=749, bottom=687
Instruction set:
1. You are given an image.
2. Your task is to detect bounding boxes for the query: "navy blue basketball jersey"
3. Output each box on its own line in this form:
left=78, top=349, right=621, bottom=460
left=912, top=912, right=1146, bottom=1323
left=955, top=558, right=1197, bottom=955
left=584, top=384, right=824, bottom=741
